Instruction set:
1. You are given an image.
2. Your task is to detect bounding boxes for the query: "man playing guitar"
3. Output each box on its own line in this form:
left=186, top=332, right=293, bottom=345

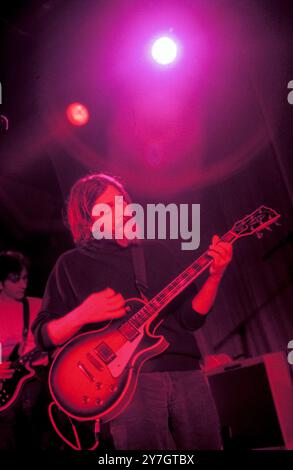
left=32, top=173, right=233, bottom=450
left=0, top=251, right=46, bottom=449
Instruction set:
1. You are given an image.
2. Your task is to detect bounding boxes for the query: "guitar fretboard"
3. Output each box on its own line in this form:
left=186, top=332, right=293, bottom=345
left=129, top=231, right=237, bottom=329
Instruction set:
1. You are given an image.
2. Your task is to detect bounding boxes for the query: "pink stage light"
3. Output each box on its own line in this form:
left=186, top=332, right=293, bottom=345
left=151, top=36, right=178, bottom=65
left=66, top=102, right=89, bottom=126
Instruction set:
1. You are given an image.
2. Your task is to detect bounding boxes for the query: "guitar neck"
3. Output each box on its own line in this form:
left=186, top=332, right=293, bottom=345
left=129, top=230, right=238, bottom=329
left=16, top=348, right=41, bottom=366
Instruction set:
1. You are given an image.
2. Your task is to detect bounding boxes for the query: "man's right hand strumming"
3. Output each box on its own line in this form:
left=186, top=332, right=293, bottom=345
left=46, top=287, right=126, bottom=347
left=79, top=288, right=126, bottom=323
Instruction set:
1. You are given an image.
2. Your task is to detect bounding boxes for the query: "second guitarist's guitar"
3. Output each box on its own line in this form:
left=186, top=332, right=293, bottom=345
left=0, top=348, right=47, bottom=412
left=48, top=206, right=281, bottom=426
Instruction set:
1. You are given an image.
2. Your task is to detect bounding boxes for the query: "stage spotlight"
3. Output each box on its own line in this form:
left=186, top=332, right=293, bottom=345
left=151, top=36, right=178, bottom=65
left=66, top=102, right=89, bottom=126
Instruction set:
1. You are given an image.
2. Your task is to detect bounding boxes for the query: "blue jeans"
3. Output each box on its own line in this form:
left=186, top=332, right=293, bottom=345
left=109, top=370, right=221, bottom=450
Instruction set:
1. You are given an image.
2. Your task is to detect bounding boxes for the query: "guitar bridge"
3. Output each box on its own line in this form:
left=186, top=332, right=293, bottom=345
left=95, top=342, right=117, bottom=364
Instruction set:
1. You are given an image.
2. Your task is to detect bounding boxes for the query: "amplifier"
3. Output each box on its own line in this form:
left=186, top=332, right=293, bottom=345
left=206, top=352, right=293, bottom=449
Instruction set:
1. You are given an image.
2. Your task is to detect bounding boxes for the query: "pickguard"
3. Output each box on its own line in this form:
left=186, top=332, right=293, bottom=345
left=108, top=329, right=144, bottom=377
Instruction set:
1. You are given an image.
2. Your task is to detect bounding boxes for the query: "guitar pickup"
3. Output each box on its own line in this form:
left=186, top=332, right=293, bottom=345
left=86, top=352, right=104, bottom=371
left=118, top=321, right=140, bottom=341
left=95, top=342, right=116, bottom=364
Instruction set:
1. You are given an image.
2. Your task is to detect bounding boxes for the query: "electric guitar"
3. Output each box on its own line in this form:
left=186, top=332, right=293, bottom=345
left=49, top=206, right=281, bottom=425
left=0, top=348, right=47, bottom=412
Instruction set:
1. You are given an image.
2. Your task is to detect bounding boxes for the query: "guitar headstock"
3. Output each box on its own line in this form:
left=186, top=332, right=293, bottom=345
left=231, top=206, right=281, bottom=239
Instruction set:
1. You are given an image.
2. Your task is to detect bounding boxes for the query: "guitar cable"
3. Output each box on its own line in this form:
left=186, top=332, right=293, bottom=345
left=48, top=401, right=100, bottom=451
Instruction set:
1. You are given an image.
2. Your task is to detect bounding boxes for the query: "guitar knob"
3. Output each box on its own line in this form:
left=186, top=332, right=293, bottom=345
left=82, top=395, right=90, bottom=404
left=109, top=384, right=118, bottom=392
left=95, top=382, right=103, bottom=390
left=96, top=398, right=104, bottom=405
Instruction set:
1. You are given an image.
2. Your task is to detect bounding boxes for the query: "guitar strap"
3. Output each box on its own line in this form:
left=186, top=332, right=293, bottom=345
left=8, top=298, right=30, bottom=360
left=22, top=297, right=30, bottom=348
left=131, top=241, right=149, bottom=301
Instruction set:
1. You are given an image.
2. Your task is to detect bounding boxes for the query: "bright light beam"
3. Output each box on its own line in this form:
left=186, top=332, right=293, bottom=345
left=151, top=36, right=178, bottom=65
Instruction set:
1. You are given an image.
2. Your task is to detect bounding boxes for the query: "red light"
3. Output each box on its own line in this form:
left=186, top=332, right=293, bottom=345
left=66, top=102, right=89, bottom=126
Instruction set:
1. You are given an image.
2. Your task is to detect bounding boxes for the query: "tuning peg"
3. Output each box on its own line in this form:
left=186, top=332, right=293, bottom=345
left=256, top=231, right=263, bottom=239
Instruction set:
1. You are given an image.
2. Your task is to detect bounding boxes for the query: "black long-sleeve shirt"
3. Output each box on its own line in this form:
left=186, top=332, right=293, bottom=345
left=32, top=239, right=208, bottom=371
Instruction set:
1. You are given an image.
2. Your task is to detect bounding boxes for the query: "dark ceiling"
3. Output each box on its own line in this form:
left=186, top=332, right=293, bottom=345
left=0, top=0, right=292, bottom=295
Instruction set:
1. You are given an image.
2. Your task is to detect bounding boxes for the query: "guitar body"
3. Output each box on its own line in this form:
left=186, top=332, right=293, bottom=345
left=0, top=362, right=35, bottom=412
left=49, top=298, right=169, bottom=422
left=0, top=348, right=47, bottom=413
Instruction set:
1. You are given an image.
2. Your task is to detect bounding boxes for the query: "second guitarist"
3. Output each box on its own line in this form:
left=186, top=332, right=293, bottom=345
left=0, top=251, right=49, bottom=449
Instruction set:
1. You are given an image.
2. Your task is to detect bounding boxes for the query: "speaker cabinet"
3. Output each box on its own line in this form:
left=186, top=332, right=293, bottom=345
left=206, top=352, right=293, bottom=449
